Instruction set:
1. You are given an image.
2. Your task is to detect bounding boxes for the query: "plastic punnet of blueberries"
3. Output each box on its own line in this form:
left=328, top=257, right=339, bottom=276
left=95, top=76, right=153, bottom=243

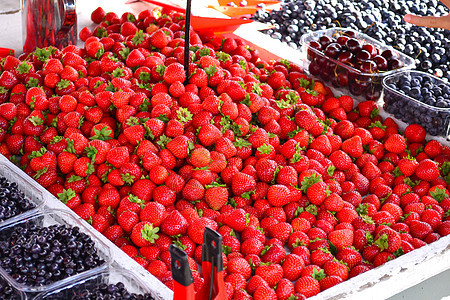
left=0, top=176, right=36, bottom=222
left=383, top=71, right=450, bottom=137
left=0, top=223, right=104, bottom=288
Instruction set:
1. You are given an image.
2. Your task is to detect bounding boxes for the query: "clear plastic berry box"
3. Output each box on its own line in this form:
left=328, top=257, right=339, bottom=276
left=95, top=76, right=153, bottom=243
left=0, top=210, right=111, bottom=299
left=0, top=161, right=45, bottom=226
left=381, top=70, right=450, bottom=139
left=299, top=27, right=415, bottom=101
left=34, top=266, right=156, bottom=299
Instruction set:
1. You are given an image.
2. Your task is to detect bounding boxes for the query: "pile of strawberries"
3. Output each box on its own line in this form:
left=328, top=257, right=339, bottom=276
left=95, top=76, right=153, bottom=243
left=0, top=5, right=450, bottom=299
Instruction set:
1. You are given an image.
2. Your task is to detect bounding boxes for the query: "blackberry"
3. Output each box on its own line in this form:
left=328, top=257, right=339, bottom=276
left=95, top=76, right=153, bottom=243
left=0, top=176, right=35, bottom=222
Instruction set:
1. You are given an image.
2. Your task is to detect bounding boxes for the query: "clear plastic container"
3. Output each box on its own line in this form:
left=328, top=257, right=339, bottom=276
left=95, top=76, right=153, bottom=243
left=382, top=70, right=450, bottom=139
left=0, top=161, right=45, bottom=226
left=34, top=267, right=156, bottom=299
left=0, top=210, right=111, bottom=299
left=300, top=27, right=415, bottom=101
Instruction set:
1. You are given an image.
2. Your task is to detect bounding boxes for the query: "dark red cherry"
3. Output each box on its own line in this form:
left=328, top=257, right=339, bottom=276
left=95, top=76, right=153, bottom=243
left=373, top=55, right=388, bottom=71
left=309, top=41, right=323, bottom=51
left=389, top=58, right=404, bottom=70
left=337, top=36, right=350, bottom=46
left=346, top=38, right=362, bottom=54
left=355, top=50, right=371, bottom=62
left=362, top=44, right=377, bottom=58
left=319, top=36, right=333, bottom=48
left=344, top=30, right=356, bottom=38
left=337, top=51, right=353, bottom=64
left=381, top=49, right=398, bottom=61
left=360, top=60, right=378, bottom=74
left=324, top=43, right=341, bottom=59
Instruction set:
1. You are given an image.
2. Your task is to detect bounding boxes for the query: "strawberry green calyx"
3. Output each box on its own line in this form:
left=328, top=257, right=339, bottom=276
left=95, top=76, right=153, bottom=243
left=95, top=27, right=108, bottom=38
left=155, top=65, right=166, bottom=77
left=300, top=173, right=322, bottom=192
left=241, top=189, right=255, bottom=199
left=132, top=30, right=146, bottom=45
left=57, top=188, right=76, bottom=204
left=233, top=138, right=251, bottom=149
left=157, top=135, right=171, bottom=149
left=57, top=79, right=71, bottom=89
left=139, top=71, right=151, bottom=82
left=198, top=48, right=211, bottom=57
left=16, top=62, right=32, bottom=74
left=279, top=59, right=290, bottom=69
left=252, top=83, right=263, bottom=96
left=257, top=143, right=272, bottom=154
left=298, top=78, right=311, bottom=89
left=366, top=232, right=374, bottom=244
left=441, top=161, right=450, bottom=176
left=205, top=65, right=218, bottom=78
left=28, top=147, right=47, bottom=159
left=126, top=117, right=140, bottom=126
left=287, top=295, right=299, bottom=300
left=327, top=165, right=335, bottom=177
left=173, top=238, right=187, bottom=250
left=34, top=46, right=55, bottom=62
left=65, top=139, right=76, bottom=154
left=141, top=223, right=159, bottom=243
left=305, top=89, right=319, bottom=97
left=67, top=175, right=83, bottom=183
left=205, top=182, right=226, bottom=189
left=90, top=127, right=113, bottom=141
left=374, top=233, right=389, bottom=251
left=368, top=120, right=386, bottom=130
left=127, top=13, right=136, bottom=22
left=216, top=51, right=230, bottom=62
left=356, top=203, right=369, bottom=216
left=156, top=113, right=169, bottom=122
left=305, top=204, right=318, bottom=216
left=241, top=93, right=252, bottom=106
left=393, top=247, right=404, bottom=258
left=177, top=107, right=193, bottom=123
left=121, top=173, right=136, bottom=185
left=312, top=268, right=326, bottom=281
left=33, top=167, right=48, bottom=179
left=111, top=68, right=125, bottom=78
left=119, top=47, right=130, bottom=60
left=222, top=244, right=232, bottom=255
left=430, top=187, right=449, bottom=203
left=260, top=244, right=273, bottom=256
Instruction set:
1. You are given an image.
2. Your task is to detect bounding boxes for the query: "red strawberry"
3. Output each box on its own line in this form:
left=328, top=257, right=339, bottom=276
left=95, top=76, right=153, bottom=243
left=205, top=183, right=228, bottom=210
left=295, top=276, right=320, bottom=298
left=130, top=221, right=160, bottom=247
left=384, top=134, right=406, bottom=154
left=341, top=135, right=363, bottom=158
left=328, top=229, right=353, bottom=250
left=398, top=157, right=419, bottom=177
left=160, top=210, right=188, bottom=236
left=415, top=159, right=439, bottom=181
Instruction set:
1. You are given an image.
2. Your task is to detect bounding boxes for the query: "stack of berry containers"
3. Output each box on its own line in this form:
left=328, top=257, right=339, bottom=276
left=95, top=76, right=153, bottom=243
left=34, top=267, right=155, bottom=299
left=300, top=27, right=415, bottom=101
left=382, top=70, right=450, bottom=140
left=0, top=161, right=45, bottom=226
left=0, top=210, right=111, bottom=299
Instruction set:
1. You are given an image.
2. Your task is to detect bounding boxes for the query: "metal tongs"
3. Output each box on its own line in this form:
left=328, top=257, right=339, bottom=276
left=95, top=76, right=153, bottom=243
left=170, top=227, right=226, bottom=300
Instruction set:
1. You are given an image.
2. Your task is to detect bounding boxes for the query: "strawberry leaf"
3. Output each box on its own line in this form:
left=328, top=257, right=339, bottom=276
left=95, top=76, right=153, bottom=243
left=132, top=30, right=146, bottom=45
left=90, top=127, right=113, bottom=141
left=141, top=223, right=159, bottom=243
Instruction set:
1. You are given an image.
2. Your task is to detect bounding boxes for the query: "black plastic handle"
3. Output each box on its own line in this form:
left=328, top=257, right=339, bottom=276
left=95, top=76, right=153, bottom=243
left=202, top=227, right=223, bottom=272
left=169, top=244, right=194, bottom=287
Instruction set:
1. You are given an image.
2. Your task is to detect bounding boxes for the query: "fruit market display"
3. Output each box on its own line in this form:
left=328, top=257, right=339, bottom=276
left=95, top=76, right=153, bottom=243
left=252, top=0, right=450, bottom=81
left=1, top=4, right=450, bottom=300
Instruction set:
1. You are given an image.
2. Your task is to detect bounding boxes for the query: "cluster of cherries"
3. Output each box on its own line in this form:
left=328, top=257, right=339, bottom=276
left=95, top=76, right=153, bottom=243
left=307, top=30, right=405, bottom=100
